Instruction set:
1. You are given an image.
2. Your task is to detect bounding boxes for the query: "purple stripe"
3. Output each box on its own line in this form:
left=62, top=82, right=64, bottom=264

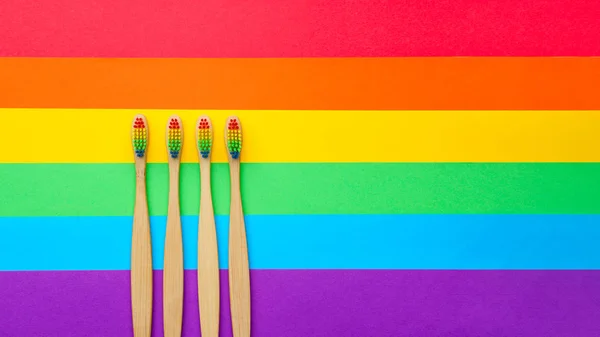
left=0, top=270, right=598, bottom=336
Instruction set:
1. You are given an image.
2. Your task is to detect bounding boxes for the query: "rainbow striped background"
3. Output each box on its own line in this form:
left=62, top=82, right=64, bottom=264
left=1, top=1, right=600, bottom=336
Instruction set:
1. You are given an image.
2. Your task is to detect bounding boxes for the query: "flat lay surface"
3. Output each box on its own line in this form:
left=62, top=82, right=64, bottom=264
left=1, top=1, right=599, bottom=336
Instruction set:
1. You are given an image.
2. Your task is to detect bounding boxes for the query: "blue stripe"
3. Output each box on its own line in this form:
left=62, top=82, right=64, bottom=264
left=0, top=215, right=598, bottom=271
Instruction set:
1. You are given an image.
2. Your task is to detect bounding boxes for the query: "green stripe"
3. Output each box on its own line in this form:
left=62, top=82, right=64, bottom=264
left=0, top=163, right=599, bottom=216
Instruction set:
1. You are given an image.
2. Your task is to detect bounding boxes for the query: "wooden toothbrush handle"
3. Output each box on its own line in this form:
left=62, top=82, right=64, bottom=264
left=198, top=161, right=220, bottom=337
left=228, top=162, right=251, bottom=337
left=131, top=167, right=153, bottom=337
left=164, top=164, right=183, bottom=337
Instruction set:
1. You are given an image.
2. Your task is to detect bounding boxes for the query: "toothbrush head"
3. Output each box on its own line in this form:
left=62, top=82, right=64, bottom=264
left=225, top=116, right=242, bottom=160
left=196, top=116, right=212, bottom=159
left=132, top=114, right=148, bottom=158
left=167, top=116, right=182, bottom=159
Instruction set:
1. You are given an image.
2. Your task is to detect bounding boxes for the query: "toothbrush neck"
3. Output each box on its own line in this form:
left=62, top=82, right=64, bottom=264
left=168, top=160, right=181, bottom=195
left=229, top=160, right=240, bottom=184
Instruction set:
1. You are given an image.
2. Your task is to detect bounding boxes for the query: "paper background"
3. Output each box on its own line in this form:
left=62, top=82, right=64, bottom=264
left=1, top=0, right=599, bottom=336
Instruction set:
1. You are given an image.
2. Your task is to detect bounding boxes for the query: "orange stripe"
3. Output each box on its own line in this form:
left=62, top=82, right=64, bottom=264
left=1, top=57, right=599, bottom=110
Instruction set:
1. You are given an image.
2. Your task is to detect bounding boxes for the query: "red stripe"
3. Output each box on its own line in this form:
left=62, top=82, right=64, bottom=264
left=1, top=0, right=599, bottom=57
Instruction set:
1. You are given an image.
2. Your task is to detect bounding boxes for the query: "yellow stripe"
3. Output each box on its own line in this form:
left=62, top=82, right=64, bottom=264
left=1, top=109, right=599, bottom=163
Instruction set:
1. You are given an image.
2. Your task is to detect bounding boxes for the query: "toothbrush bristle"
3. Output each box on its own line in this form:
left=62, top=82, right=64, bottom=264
left=197, top=117, right=212, bottom=159
left=167, top=117, right=182, bottom=158
left=226, top=118, right=242, bottom=159
left=132, top=117, right=147, bottom=158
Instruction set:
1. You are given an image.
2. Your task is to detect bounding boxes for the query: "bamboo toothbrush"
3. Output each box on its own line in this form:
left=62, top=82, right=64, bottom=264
left=196, top=116, right=220, bottom=337
left=163, top=116, right=184, bottom=337
left=225, top=116, right=251, bottom=337
left=131, top=114, right=153, bottom=337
